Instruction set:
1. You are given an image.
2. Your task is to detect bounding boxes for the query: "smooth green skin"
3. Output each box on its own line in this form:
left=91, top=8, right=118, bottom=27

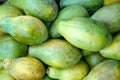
left=85, top=53, right=104, bottom=68
left=21, top=0, right=58, bottom=22
left=57, top=17, right=112, bottom=51
left=91, top=3, right=120, bottom=33
left=29, top=39, right=82, bottom=68
left=0, top=16, right=48, bottom=45
left=100, top=34, right=120, bottom=60
left=47, top=60, right=89, bottom=80
left=3, top=0, right=23, bottom=11
left=3, top=57, right=45, bottom=80
left=0, top=68, right=15, bottom=80
left=0, top=35, right=28, bottom=60
left=82, top=50, right=96, bottom=56
left=60, top=0, right=103, bottom=14
left=0, top=5, right=23, bottom=35
left=42, top=75, right=53, bottom=80
left=50, top=4, right=89, bottom=38
left=83, top=59, right=120, bottom=80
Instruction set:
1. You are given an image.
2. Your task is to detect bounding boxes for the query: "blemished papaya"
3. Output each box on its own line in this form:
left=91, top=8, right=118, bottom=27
left=83, top=59, right=120, bottom=80
left=50, top=4, right=89, bottom=38
left=0, top=35, right=28, bottom=60
left=57, top=17, right=112, bottom=51
left=29, top=39, right=82, bottom=68
left=0, top=16, right=48, bottom=45
left=20, top=0, right=58, bottom=22
left=3, top=57, right=45, bottom=80
left=91, top=3, right=120, bottom=33
left=0, top=5, right=23, bottom=35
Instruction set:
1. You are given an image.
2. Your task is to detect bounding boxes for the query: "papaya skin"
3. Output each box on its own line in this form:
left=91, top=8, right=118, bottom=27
left=83, top=59, right=120, bottom=80
left=29, top=39, right=82, bottom=68
left=0, top=35, right=28, bottom=60
left=91, top=3, right=120, bottom=33
left=3, top=0, right=23, bottom=11
left=3, top=57, right=45, bottom=80
left=50, top=4, right=89, bottom=38
left=60, top=0, right=103, bottom=14
left=100, top=33, right=120, bottom=60
left=57, top=17, right=112, bottom=51
left=0, top=16, right=48, bottom=45
left=20, top=0, right=58, bottom=22
left=0, top=5, right=23, bottom=35
left=47, top=60, right=89, bottom=80
left=0, top=69, right=15, bottom=80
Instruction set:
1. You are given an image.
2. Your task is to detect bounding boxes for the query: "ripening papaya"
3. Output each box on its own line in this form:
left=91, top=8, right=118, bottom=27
left=0, top=5, right=23, bottom=35
left=0, top=16, right=48, bottom=45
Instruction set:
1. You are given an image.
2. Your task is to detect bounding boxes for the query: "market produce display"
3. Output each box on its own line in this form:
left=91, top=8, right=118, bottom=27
left=0, top=0, right=120, bottom=80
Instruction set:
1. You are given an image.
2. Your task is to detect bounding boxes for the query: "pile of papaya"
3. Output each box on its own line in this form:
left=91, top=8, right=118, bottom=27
left=0, top=0, right=120, bottom=80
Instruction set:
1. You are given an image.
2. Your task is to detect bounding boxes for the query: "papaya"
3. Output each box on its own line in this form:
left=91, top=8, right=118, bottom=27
left=0, top=16, right=48, bottom=45
left=82, top=50, right=95, bottom=56
left=84, top=52, right=104, bottom=68
left=0, top=35, right=28, bottom=60
left=60, top=0, right=103, bottom=14
left=103, top=0, right=120, bottom=5
left=29, top=39, right=82, bottom=68
left=3, top=57, right=45, bottom=80
left=0, top=5, right=23, bottom=35
left=0, top=68, right=15, bottom=80
left=3, top=0, right=23, bottom=11
left=57, top=17, right=112, bottom=51
left=20, top=0, right=58, bottom=22
left=47, top=60, right=89, bottom=80
left=0, top=60, right=15, bottom=80
left=50, top=4, right=89, bottom=38
left=100, top=33, right=120, bottom=60
left=91, top=3, right=120, bottom=33
left=42, top=75, right=53, bottom=80
left=83, top=59, right=120, bottom=80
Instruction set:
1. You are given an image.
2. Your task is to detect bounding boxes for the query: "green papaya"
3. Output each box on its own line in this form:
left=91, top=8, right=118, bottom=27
left=50, top=4, right=89, bottom=38
left=0, top=5, right=23, bottom=35
left=29, top=39, right=82, bottom=68
left=47, top=60, right=89, bottom=80
left=0, top=16, right=48, bottom=45
left=83, top=59, right=120, bottom=80
left=0, top=60, right=15, bottom=80
left=0, top=35, right=28, bottom=60
left=3, top=0, right=23, bottom=11
left=82, top=50, right=95, bottom=56
left=91, top=3, right=120, bottom=33
left=84, top=52, right=104, bottom=68
left=42, top=75, right=53, bottom=80
left=3, top=57, right=45, bottom=80
left=60, top=0, right=103, bottom=14
left=20, top=0, right=58, bottom=22
left=0, top=68, right=15, bottom=80
left=100, top=33, right=120, bottom=60
left=57, top=17, right=112, bottom=51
